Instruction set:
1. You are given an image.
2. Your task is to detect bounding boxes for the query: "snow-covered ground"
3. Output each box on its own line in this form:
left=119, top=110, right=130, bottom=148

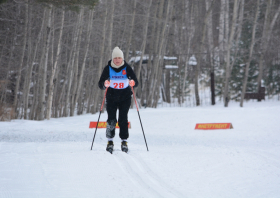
left=0, top=100, right=280, bottom=198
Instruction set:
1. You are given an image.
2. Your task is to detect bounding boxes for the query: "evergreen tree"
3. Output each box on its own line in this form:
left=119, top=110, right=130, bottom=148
left=265, top=63, right=280, bottom=97
left=0, top=0, right=8, bottom=4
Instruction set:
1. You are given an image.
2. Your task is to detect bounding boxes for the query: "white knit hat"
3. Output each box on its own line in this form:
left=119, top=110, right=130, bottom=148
left=112, top=47, right=124, bottom=60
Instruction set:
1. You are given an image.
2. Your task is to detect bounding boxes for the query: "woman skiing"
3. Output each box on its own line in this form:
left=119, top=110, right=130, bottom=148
left=98, top=47, right=138, bottom=153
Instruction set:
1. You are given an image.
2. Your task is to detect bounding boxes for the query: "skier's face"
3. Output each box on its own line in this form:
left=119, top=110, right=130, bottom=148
left=113, top=57, right=123, bottom=66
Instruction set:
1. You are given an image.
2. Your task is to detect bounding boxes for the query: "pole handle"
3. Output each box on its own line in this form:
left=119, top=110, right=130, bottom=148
left=131, top=86, right=139, bottom=111
left=100, top=88, right=108, bottom=111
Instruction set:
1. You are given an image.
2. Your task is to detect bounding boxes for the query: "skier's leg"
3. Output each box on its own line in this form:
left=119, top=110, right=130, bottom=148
left=118, top=97, right=131, bottom=140
left=106, top=100, right=117, bottom=139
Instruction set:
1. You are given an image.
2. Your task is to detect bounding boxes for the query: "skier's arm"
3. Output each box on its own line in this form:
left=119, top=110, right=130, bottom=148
left=98, top=66, right=110, bottom=90
left=127, top=66, right=139, bottom=88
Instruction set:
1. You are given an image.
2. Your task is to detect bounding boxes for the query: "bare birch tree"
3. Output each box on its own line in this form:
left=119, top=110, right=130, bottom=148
left=91, top=0, right=109, bottom=114
left=46, top=7, right=65, bottom=119
left=223, top=0, right=239, bottom=107
left=135, top=0, right=152, bottom=98
left=125, top=0, right=136, bottom=60
left=194, top=0, right=216, bottom=106
left=240, top=0, right=260, bottom=107
left=70, top=7, right=85, bottom=116
left=257, top=0, right=280, bottom=97
left=63, top=9, right=83, bottom=117
left=73, top=8, right=94, bottom=115
left=38, top=4, right=52, bottom=120
left=147, top=0, right=168, bottom=107
left=218, top=0, right=226, bottom=65
left=13, top=0, right=28, bottom=118
left=182, top=0, right=195, bottom=103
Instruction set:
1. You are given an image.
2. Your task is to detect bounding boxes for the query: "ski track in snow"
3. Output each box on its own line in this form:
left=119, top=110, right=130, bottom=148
left=113, top=151, right=184, bottom=198
left=1, top=101, right=280, bottom=198
left=132, top=152, right=185, bottom=198
left=0, top=192, right=12, bottom=198
left=248, top=149, right=280, bottom=170
left=113, top=151, right=160, bottom=197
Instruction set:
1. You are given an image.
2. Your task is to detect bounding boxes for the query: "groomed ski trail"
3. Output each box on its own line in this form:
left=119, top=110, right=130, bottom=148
left=113, top=152, right=185, bottom=198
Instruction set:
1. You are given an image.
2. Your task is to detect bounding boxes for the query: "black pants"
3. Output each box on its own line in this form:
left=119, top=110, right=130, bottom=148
left=106, top=97, right=131, bottom=140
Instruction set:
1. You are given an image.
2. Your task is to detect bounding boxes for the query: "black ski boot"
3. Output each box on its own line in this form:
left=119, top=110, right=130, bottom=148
left=106, top=141, right=114, bottom=154
left=121, top=141, right=128, bottom=153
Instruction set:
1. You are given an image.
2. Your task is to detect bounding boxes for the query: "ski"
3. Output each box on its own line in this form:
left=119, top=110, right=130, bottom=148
left=106, top=149, right=129, bottom=154
left=106, top=141, right=114, bottom=154
left=105, top=141, right=129, bottom=154
left=106, top=148, right=113, bottom=154
left=121, top=148, right=128, bottom=153
left=121, top=141, right=128, bottom=153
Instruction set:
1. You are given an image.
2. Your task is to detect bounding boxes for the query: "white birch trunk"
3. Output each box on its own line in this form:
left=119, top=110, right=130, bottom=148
left=46, top=8, right=65, bottom=120
left=73, top=9, right=93, bottom=115
left=38, top=4, right=52, bottom=120
left=125, top=0, right=137, bottom=59
left=240, top=0, right=260, bottom=107
left=206, top=0, right=215, bottom=105
left=22, top=4, right=33, bottom=119
left=224, top=0, right=229, bottom=63
left=147, top=0, right=165, bottom=107
left=142, top=2, right=159, bottom=106
left=152, top=0, right=174, bottom=108
left=206, top=0, right=214, bottom=67
left=194, top=0, right=216, bottom=106
left=134, top=0, right=153, bottom=106
left=135, top=0, right=152, bottom=98
left=218, top=0, right=225, bottom=64
left=70, top=7, right=84, bottom=116
left=223, top=0, right=238, bottom=107
left=107, top=0, right=115, bottom=59
left=229, top=0, right=244, bottom=74
left=90, top=0, right=108, bottom=114
left=13, top=0, right=28, bottom=117
left=257, top=1, right=280, bottom=92
left=64, top=9, right=83, bottom=117
left=182, top=0, right=194, bottom=102
left=148, top=0, right=168, bottom=106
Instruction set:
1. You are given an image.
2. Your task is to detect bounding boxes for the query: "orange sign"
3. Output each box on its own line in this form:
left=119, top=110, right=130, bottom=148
left=195, top=123, right=233, bottom=130
left=89, top=122, right=131, bottom=129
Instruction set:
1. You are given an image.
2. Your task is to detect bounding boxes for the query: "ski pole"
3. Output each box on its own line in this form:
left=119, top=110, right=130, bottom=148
left=131, top=86, right=149, bottom=151
left=91, top=88, right=108, bottom=150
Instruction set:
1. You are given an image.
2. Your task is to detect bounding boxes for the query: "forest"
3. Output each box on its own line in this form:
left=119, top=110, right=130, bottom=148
left=0, top=0, right=280, bottom=121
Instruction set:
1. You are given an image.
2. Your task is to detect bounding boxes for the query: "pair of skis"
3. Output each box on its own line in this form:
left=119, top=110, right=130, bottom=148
left=106, top=141, right=128, bottom=154
left=107, top=147, right=128, bottom=154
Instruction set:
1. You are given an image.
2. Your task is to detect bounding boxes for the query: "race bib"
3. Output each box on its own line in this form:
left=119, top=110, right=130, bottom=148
left=109, top=66, right=129, bottom=89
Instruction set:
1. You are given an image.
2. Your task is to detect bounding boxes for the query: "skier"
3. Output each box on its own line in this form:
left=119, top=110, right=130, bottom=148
left=98, top=47, right=138, bottom=153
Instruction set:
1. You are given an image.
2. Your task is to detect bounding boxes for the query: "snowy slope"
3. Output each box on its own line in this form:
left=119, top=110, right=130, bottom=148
left=0, top=101, right=280, bottom=198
